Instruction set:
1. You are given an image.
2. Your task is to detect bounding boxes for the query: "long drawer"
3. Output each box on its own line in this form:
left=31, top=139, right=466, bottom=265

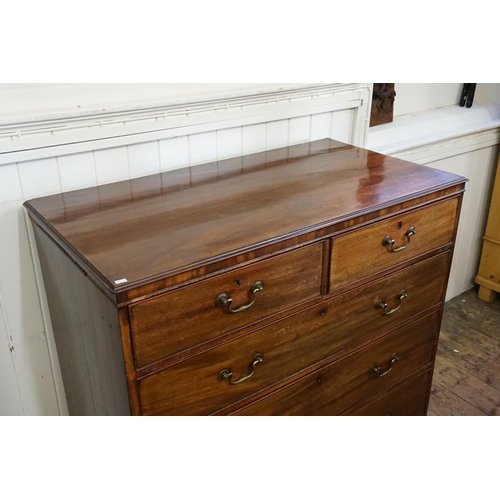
left=230, top=312, right=440, bottom=416
left=137, top=253, right=448, bottom=415
left=129, top=243, right=323, bottom=368
left=330, top=197, right=459, bottom=291
left=346, top=370, right=433, bottom=416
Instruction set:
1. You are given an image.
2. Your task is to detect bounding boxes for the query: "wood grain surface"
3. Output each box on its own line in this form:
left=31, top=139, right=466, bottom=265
left=24, top=139, right=466, bottom=296
left=429, top=288, right=500, bottom=416
left=330, top=197, right=459, bottom=291
left=129, top=243, right=323, bottom=368
left=231, top=312, right=439, bottom=416
left=138, top=253, right=449, bottom=415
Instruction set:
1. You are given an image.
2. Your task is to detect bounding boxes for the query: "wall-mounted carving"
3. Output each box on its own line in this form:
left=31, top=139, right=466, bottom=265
left=370, top=83, right=396, bottom=127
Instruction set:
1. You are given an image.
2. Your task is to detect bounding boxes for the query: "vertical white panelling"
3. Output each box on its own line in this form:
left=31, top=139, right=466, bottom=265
left=266, top=120, right=290, bottom=163
left=18, top=157, right=60, bottom=199
left=57, top=152, right=97, bottom=192
left=1, top=160, right=62, bottom=415
left=430, top=154, right=471, bottom=299
left=0, top=163, right=22, bottom=202
left=0, top=311, right=23, bottom=414
left=242, top=124, right=267, bottom=169
left=310, top=113, right=333, bottom=141
left=0, top=236, right=24, bottom=415
left=127, top=141, right=161, bottom=179
left=216, top=128, right=242, bottom=160
left=289, top=116, right=312, bottom=145
left=159, top=136, right=190, bottom=172
left=94, top=146, right=130, bottom=185
left=189, top=132, right=217, bottom=166
left=330, top=109, right=355, bottom=143
left=353, top=100, right=372, bottom=147
left=242, top=124, right=267, bottom=155
left=266, top=120, right=289, bottom=150
left=0, top=202, right=60, bottom=415
left=216, top=128, right=243, bottom=176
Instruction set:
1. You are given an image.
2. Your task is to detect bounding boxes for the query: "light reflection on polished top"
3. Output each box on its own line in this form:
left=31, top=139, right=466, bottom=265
left=24, top=139, right=466, bottom=294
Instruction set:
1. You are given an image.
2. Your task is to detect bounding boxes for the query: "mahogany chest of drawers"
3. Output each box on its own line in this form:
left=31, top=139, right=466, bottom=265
left=24, top=139, right=466, bottom=416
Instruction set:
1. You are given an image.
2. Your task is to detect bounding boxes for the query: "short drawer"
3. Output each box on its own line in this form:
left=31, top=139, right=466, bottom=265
left=230, top=312, right=439, bottom=416
left=129, top=243, right=323, bottom=368
left=137, top=253, right=447, bottom=415
left=330, top=197, right=459, bottom=292
left=346, top=370, right=433, bottom=416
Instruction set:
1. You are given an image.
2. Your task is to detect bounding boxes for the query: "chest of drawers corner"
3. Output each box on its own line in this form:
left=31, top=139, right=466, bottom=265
left=24, top=139, right=467, bottom=416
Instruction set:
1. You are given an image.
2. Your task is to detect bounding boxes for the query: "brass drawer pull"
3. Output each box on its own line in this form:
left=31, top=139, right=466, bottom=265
left=376, top=290, right=408, bottom=315
left=215, top=280, right=264, bottom=314
left=370, top=353, right=400, bottom=378
left=382, top=226, right=416, bottom=252
left=218, top=353, right=264, bottom=385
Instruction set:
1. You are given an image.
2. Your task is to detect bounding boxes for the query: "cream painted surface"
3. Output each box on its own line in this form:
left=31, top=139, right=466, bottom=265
left=393, top=83, right=500, bottom=117
left=0, top=83, right=371, bottom=415
left=475, top=84, right=500, bottom=106
left=0, top=83, right=321, bottom=124
left=394, top=84, right=463, bottom=116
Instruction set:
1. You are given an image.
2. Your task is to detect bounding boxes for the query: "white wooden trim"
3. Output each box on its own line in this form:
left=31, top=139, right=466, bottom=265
left=367, top=103, right=500, bottom=161
left=390, top=128, right=500, bottom=164
left=0, top=84, right=371, bottom=165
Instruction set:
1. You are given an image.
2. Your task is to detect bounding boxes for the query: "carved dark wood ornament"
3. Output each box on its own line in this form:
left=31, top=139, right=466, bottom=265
left=370, top=83, right=396, bottom=127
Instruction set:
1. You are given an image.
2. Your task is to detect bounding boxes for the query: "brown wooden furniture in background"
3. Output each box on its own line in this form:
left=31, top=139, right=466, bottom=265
left=475, top=154, right=500, bottom=302
left=24, top=139, right=466, bottom=416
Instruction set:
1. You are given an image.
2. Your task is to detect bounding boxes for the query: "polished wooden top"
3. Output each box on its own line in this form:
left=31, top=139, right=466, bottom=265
left=24, top=139, right=466, bottom=293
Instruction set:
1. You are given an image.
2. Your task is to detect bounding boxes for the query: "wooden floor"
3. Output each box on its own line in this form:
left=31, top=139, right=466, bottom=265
left=428, top=286, right=500, bottom=416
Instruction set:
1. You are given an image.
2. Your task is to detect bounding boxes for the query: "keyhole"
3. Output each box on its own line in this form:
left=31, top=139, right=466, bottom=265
left=398, top=221, right=402, bottom=229
left=235, top=278, right=241, bottom=287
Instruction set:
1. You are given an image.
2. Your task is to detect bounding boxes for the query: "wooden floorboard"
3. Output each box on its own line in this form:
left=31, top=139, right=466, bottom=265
left=428, top=286, right=500, bottom=416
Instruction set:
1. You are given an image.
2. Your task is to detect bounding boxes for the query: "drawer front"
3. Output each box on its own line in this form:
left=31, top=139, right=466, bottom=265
left=347, top=370, right=432, bottom=416
left=330, top=197, right=459, bottom=291
left=231, top=312, right=440, bottom=416
left=138, top=254, right=447, bottom=415
left=129, top=243, right=323, bottom=368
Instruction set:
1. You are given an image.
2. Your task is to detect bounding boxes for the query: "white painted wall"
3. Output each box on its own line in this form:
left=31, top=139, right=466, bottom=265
left=0, top=83, right=371, bottom=415
left=394, top=83, right=463, bottom=116
left=393, top=83, right=500, bottom=116
left=0, top=83, right=324, bottom=124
